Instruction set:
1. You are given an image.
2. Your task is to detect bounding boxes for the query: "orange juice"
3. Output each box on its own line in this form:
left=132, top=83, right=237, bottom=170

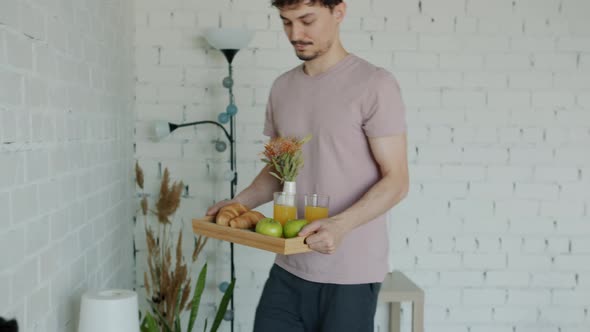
left=305, top=206, right=329, bottom=222
left=274, top=204, right=297, bottom=225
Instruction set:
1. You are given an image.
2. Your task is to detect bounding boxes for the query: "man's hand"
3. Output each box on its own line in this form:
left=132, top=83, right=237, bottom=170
left=206, top=199, right=238, bottom=216
left=206, top=165, right=280, bottom=217
left=298, top=218, right=350, bottom=254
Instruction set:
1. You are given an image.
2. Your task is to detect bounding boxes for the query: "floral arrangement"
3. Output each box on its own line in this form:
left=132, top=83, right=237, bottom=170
left=135, top=162, right=234, bottom=332
left=260, top=135, right=312, bottom=183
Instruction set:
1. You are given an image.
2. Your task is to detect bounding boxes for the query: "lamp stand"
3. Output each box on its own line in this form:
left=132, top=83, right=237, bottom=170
left=161, top=53, right=241, bottom=332
left=227, top=61, right=237, bottom=332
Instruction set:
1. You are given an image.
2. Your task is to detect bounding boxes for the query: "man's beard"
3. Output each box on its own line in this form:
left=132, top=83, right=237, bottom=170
left=292, top=41, right=331, bottom=61
left=296, top=50, right=320, bottom=61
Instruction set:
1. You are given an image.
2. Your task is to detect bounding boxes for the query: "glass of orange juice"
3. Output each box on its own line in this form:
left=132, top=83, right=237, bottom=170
left=273, top=192, right=297, bottom=225
left=304, top=194, right=329, bottom=222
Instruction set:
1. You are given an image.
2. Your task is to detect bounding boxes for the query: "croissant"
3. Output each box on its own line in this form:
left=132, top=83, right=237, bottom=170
left=216, top=202, right=249, bottom=226
left=230, top=211, right=266, bottom=229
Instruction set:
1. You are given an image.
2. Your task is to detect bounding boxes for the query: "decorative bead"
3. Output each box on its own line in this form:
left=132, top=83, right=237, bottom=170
left=226, top=104, right=238, bottom=116
left=223, top=170, right=235, bottom=182
left=215, top=140, right=227, bottom=152
left=222, top=76, right=233, bottom=88
left=218, top=281, right=230, bottom=292
left=223, top=309, right=234, bottom=321
left=218, top=112, right=230, bottom=124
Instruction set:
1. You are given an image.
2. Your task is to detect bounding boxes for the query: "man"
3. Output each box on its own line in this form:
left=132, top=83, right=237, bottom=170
left=207, top=0, right=409, bottom=330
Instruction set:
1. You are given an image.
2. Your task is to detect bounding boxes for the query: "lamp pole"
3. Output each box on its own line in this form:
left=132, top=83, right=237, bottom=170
left=162, top=60, right=238, bottom=332
left=204, top=30, right=253, bottom=332
left=227, top=60, right=237, bottom=332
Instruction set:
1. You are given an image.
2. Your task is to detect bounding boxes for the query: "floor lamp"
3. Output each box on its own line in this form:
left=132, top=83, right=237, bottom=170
left=152, top=27, right=254, bottom=332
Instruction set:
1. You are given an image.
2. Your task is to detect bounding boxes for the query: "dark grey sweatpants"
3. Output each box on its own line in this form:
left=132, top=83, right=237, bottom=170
left=253, top=264, right=381, bottom=332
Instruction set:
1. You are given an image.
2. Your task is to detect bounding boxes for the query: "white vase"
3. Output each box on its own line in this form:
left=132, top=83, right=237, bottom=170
left=282, top=181, right=297, bottom=207
left=283, top=181, right=296, bottom=195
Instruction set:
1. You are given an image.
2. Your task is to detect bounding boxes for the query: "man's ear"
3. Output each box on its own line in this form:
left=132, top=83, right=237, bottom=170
left=333, top=2, right=346, bottom=22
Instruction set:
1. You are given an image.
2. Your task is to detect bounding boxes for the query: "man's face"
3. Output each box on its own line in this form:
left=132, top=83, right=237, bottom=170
left=279, top=1, right=344, bottom=61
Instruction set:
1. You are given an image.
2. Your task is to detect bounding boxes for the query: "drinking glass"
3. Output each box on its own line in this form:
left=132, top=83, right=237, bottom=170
left=304, top=194, right=329, bottom=222
left=273, top=192, right=297, bottom=225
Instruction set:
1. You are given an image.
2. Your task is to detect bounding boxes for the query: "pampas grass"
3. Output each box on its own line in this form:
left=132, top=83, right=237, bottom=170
left=135, top=162, right=207, bottom=329
left=136, top=161, right=144, bottom=189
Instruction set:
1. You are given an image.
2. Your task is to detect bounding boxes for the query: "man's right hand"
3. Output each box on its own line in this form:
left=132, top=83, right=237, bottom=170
left=206, top=199, right=241, bottom=216
left=206, top=164, right=279, bottom=217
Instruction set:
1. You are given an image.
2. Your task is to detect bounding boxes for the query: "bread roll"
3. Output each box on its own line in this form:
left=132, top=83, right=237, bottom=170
left=229, top=211, right=266, bottom=229
left=216, top=202, right=249, bottom=226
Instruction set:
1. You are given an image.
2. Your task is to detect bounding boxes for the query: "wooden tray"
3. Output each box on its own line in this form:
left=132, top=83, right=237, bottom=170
left=192, top=216, right=312, bottom=255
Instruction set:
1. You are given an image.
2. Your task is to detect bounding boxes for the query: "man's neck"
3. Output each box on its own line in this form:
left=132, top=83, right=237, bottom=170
left=303, top=44, right=349, bottom=77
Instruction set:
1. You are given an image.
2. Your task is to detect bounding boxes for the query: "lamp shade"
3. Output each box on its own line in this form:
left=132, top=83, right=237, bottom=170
left=152, top=120, right=172, bottom=141
left=204, top=28, right=254, bottom=50
left=78, top=289, right=140, bottom=332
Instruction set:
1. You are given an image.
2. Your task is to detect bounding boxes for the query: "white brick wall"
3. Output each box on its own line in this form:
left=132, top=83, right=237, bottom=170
left=133, top=0, right=590, bottom=331
left=0, top=0, right=135, bottom=331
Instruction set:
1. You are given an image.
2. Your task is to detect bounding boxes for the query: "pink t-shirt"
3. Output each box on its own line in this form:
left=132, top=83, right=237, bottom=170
left=263, top=54, right=406, bottom=284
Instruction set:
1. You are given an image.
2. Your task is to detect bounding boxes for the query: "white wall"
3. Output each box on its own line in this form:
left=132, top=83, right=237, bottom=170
left=0, top=0, right=135, bottom=331
left=133, top=0, right=590, bottom=331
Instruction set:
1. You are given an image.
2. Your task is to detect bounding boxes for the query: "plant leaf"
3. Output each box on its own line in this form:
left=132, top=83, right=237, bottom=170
left=173, top=285, right=184, bottom=322
left=147, top=301, right=172, bottom=332
left=269, top=172, right=282, bottom=182
left=300, top=134, right=312, bottom=144
left=202, top=318, right=208, bottom=332
left=175, top=316, right=181, bottom=332
left=187, top=263, right=207, bottom=332
left=209, top=278, right=235, bottom=332
left=141, top=312, right=159, bottom=332
left=150, top=306, right=173, bottom=332
left=140, top=316, right=148, bottom=332
left=172, top=284, right=183, bottom=332
left=272, top=159, right=282, bottom=179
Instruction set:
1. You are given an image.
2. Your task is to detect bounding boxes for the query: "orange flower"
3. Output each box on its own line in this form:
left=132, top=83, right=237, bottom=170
left=260, top=135, right=312, bottom=183
left=262, top=137, right=303, bottom=160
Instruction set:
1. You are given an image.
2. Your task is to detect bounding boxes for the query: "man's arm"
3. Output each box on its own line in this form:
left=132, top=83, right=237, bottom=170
left=206, top=164, right=282, bottom=215
left=300, top=134, right=409, bottom=254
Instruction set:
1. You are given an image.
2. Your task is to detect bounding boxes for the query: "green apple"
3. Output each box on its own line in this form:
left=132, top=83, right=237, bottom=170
left=255, top=218, right=283, bottom=238
left=283, top=219, right=309, bottom=239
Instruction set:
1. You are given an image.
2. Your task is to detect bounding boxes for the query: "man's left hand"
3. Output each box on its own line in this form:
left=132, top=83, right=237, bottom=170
left=298, top=218, right=349, bottom=254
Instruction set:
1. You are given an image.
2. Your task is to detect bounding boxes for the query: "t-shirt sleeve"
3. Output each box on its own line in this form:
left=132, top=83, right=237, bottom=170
left=263, top=91, right=277, bottom=138
left=361, top=69, right=407, bottom=137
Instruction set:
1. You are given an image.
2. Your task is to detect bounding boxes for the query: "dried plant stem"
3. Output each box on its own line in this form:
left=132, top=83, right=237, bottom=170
left=137, top=163, right=211, bottom=331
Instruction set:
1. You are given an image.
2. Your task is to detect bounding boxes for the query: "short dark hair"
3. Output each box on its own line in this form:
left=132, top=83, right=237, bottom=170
left=271, top=0, right=343, bottom=10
